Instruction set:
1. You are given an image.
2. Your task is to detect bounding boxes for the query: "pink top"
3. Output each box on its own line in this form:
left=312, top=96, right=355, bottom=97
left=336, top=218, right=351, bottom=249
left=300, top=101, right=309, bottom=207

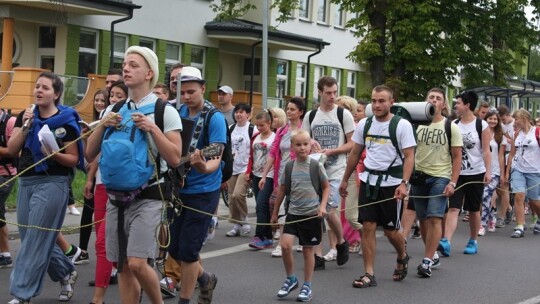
left=269, top=121, right=302, bottom=188
left=0, top=115, right=17, bottom=176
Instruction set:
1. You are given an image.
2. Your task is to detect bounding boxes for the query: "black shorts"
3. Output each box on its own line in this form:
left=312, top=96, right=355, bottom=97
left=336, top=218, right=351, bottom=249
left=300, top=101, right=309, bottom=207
left=448, top=173, right=484, bottom=212
left=359, top=182, right=403, bottom=230
left=283, top=214, right=322, bottom=246
left=406, top=197, right=415, bottom=211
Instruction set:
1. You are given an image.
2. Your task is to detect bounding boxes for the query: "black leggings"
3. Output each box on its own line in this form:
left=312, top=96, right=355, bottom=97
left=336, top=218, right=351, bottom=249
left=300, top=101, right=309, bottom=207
left=78, top=178, right=95, bottom=251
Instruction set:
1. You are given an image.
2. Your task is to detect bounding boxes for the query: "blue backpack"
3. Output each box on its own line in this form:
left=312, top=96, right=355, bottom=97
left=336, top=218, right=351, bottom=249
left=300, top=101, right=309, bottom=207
left=99, top=101, right=157, bottom=192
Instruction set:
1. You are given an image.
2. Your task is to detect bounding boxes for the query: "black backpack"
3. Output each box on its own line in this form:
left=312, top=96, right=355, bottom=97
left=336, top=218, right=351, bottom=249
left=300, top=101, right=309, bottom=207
left=0, top=112, right=17, bottom=176
left=204, top=107, right=233, bottom=183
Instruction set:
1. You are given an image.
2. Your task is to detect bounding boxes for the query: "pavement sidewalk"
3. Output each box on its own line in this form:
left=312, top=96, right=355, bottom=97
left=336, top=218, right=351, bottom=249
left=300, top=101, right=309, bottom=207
left=5, top=195, right=257, bottom=239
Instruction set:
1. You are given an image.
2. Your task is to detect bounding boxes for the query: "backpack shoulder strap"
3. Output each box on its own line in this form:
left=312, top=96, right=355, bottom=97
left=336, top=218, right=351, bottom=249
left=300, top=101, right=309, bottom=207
left=362, top=116, right=373, bottom=143
left=309, top=159, right=321, bottom=198
left=229, top=123, right=236, bottom=133
left=111, top=100, right=126, bottom=113
left=337, top=107, right=346, bottom=143
left=284, top=160, right=295, bottom=199
left=0, top=113, right=8, bottom=147
left=445, top=118, right=452, bottom=153
left=153, top=98, right=167, bottom=133
left=308, top=109, right=318, bottom=137
left=248, top=123, right=254, bottom=138
left=476, top=117, right=483, bottom=148
left=389, top=115, right=403, bottom=160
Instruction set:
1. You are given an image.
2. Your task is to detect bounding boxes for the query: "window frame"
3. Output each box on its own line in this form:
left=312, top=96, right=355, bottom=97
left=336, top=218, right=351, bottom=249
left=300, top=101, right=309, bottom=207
left=78, top=29, right=98, bottom=75
left=346, top=71, right=356, bottom=98
left=139, top=37, right=156, bottom=51
left=112, top=34, right=128, bottom=69
left=317, top=0, right=328, bottom=24
left=295, top=63, right=306, bottom=97
left=276, top=60, right=288, bottom=99
left=298, top=0, right=310, bottom=20
left=190, top=46, right=206, bottom=78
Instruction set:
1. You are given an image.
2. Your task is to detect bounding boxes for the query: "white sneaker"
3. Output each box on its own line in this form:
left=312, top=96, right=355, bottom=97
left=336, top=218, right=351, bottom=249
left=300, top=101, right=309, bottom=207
left=241, top=224, right=251, bottom=236
left=207, top=218, right=217, bottom=241
left=226, top=225, right=241, bottom=237
left=323, top=249, right=337, bottom=261
left=478, top=226, right=486, bottom=236
left=67, top=206, right=80, bottom=216
left=273, top=230, right=281, bottom=240
left=271, top=245, right=282, bottom=257
left=296, top=245, right=303, bottom=252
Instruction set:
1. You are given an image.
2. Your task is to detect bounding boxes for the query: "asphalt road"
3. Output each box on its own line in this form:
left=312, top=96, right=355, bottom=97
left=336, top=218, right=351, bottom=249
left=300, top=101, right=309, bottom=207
left=1, top=217, right=539, bottom=304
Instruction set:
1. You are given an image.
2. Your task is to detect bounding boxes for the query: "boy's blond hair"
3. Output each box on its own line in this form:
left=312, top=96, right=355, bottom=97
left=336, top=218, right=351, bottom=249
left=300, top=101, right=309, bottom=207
left=290, top=129, right=311, bottom=144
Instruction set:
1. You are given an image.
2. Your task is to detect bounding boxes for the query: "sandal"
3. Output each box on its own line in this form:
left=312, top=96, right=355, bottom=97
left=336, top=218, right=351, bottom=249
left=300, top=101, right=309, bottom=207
left=393, top=254, right=410, bottom=281
left=352, top=273, right=377, bottom=288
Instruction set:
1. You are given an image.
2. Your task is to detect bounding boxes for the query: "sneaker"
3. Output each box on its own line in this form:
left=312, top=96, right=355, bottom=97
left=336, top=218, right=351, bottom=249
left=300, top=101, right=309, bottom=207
left=438, top=238, right=451, bottom=257
left=478, top=226, right=486, bottom=236
left=160, top=277, right=176, bottom=298
left=534, top=223, right=540, bottom=235
left=273, top=230, right=281, bottom=240
left=226, top=225, right=241, bottom=237
left=511, top=227, right=525, bottom=238
left=271, top=245, right=282, bottom=257
left=488, top=220, right=496, bottom=232
left=207, top=217, right=217, bottom=241
left=277, top=278, right=298, bottom=298
left=74, top=251, right=89, bottom=265
left=249, top=237, right=273, bottom=250
left=495, top=218, right=506, bottom=228
left=241, top=224, right=251, bottom=236
left=314, top=254, right=325, bottom=271
left=65, top=245, right=82, bottom=264
left=432, top=253, right=441, bottom=268
left=530, top=216, right=539, bottom=229
left=323, top=249, right=337, bottom=261
left=8, top=299, right=31, bottom=304
left=411, top=226, right=421, bottom=239
left=58, top=270, right=77, bottom=301
left=417, top=258, right=432, bottom=278
left=197, top=273, right=217, bottom=304
left=296, top=245, right=303, bottom=252
left=335, top=240, right=350, bottom=266
left=463, top=239, right=478, bottom=254
left=462, top=211, right=469, bottom=222
left=67, top=206, right=80, bottom=215
left=505, top=209, right=513, bottom=224
left=296, top=284, right=313, bottom=302
left=0, top=255, right=13, bottom=268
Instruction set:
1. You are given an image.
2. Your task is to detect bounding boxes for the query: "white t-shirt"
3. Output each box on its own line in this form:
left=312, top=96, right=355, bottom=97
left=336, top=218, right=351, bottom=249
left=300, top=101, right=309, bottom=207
left=231, top=123, right=258, bottom=175
left=458, top=119, right=488, bottom=175
left=489, top=135, right=507, bottom=176
left=353, top=116, right=416, bottom=186
left=301, top=106, right=355, bottom=180
left=252, top=132, right=276, bottom=178
left=502, top=120, right=514, bottom=153
left=513, top=127, right=540, bottom=173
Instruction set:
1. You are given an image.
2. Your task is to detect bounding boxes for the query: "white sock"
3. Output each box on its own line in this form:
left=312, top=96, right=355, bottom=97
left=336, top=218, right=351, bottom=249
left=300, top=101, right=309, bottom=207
left=1, top=252, right=10, bottom=257
left=433, top=252, right=439, bottom=260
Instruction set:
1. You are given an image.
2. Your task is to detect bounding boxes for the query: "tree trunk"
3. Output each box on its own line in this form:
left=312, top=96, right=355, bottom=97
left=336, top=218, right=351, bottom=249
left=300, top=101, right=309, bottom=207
left=368, top=0, right=387, bottom=86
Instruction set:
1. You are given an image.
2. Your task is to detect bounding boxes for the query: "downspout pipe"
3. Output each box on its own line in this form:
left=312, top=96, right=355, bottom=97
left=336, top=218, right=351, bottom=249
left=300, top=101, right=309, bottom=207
left=110, top=10, right=135, bottom=69
left=250, top=40, right=262, bottom=107
left=306, top=43, right=323, bottom=108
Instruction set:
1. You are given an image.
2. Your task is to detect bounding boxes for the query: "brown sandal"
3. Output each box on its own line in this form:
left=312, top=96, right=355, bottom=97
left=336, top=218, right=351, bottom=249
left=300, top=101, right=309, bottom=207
left=393, top=254, right=410, bottom=281
left=352, top=273, right=377, bottom=288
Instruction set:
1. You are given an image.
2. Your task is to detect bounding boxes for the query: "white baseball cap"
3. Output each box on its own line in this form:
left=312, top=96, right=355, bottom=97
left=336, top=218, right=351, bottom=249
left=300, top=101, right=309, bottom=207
left=218, top=85, right=233, bottom=95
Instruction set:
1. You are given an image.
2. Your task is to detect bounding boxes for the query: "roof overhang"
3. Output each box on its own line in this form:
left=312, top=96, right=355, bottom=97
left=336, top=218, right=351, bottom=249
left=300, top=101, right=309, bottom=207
left=1, top=0, right=141, bottom=16
left=205, top=19, right=330, bottom=52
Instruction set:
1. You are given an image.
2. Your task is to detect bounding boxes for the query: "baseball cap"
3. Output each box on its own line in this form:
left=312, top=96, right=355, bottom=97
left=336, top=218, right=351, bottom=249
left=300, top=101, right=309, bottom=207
left=180, top=66, right=206, bottom=84
left=218, top=85, right=233, bottom=95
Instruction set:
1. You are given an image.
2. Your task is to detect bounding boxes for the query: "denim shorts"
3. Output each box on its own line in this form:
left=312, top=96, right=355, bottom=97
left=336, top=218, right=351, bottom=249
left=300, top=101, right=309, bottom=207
left=511, top=170, right=540, bottom=201
left=411, top=176, right=450, bottom=219
left=327, top=179, right=341, bottom=209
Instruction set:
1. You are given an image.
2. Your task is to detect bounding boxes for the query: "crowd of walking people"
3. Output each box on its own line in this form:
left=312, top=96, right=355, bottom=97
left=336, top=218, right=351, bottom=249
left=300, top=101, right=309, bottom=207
left=0, top=46, right=539, bottom=304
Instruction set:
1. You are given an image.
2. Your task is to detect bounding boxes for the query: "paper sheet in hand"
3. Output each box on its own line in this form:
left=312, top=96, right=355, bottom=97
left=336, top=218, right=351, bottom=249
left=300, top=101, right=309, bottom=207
left=38, top=125, right=60, bottom=153
left=309, top=153, right=327, bottom=164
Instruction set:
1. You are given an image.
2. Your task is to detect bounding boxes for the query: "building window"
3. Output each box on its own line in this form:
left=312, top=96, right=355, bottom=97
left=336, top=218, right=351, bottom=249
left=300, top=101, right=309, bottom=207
left=299, top=0, right=310, bottom=19
left=295, top=63, right=306, bottom=97
left=313, top=65, right=324, bottom=101
left=331, top=68, right=341, bottom=90
left=139, top=38, right=156, bottom=51
left=38, top=26, right=56, bottom=71
left=165, top=42, right=182, bottom=73
left=347, top=71, right=356, bottom=98
left=317, top=0, right=328, bottom=23
left=333, top=3, right=344, bottom=27
left=78, top=30, right=98, bottom=77
left=112, top=34, right=128, bottom=69
left=276, top=61, right=288, bottom=99
left=191, top=46, right=205, bottom=77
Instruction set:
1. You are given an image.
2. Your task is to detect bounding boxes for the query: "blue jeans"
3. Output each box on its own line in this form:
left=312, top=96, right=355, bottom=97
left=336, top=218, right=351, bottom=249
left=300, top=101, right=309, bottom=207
left=10, top=176, right=75, bottom=301
left=412, top=176, right=450, bottom=220
left=252, top=175, right=274, bottom=240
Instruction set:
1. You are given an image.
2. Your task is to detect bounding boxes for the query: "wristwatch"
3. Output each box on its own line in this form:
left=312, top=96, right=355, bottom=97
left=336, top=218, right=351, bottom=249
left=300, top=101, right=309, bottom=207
left=449, top=181, right=457, bottom=188
left=400, top=180, right=410, bottom=187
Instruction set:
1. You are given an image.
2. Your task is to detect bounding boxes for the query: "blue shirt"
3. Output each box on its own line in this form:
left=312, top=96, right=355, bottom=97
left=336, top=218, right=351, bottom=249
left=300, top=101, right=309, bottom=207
left=179, top=103, right=227, bottom=194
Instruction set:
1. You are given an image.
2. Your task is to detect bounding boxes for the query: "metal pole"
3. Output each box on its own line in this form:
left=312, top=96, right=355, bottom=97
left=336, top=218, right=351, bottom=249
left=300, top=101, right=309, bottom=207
left=262, top=0, right=268, bottom=108
left=250, top=41, right=262, bottom=106
left=110, top=10, right=134, bottom=69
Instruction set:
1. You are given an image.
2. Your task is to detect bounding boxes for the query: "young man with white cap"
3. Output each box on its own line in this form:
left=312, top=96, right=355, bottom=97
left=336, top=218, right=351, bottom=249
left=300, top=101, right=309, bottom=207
left=86, top=46, right=183, bottom=304
left=169, top=66, right=226, bottom=304
left=217, top=85, right=235, bottom=126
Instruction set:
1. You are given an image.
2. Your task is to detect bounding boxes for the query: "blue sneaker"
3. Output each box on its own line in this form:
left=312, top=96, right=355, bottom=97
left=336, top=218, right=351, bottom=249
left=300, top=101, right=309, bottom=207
left=296, top=284, right=312, bottom=302
left=277, top=278, right=298, bottom=298
left=463, top=239, right=478, bottom=254
left=249, top=237, right=273, bottom=250
left=437, top=238, right=451, bottom=257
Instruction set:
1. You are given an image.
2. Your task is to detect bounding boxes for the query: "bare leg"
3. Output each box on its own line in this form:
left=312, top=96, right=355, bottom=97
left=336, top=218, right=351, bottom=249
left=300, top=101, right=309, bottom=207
left=0, top=226, right=9, bottom=253
left=400, top=207, right=416, bottom=240
left=179, top=260, right=204, bottom=299
left=443, top=208, right=460, bottom=241
left=127, top=257, right=162, bottom=304
left=422, top=218, right=442, bottom=259
left=361, top=222, right=377, bottom=275
left=118, top=262, right=141, bottom=303
left=280, top=234, right=295, bottom=275
left=91, top=287, right=106, bottom=304
left=468, top=211, right=480, bottom=240
left=514, top=193, right=526, bottom=226
left=302, top=246, right=314, bottom=282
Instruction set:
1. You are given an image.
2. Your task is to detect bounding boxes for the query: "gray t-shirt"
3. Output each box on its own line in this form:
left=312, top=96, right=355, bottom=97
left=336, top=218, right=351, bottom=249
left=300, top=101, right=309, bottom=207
left=221, top=108, right=235, bottom=126
left=279, top=158, right=328, bottom=216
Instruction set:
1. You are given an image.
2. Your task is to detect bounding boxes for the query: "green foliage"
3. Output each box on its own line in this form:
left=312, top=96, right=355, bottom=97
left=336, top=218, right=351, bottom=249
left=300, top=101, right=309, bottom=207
left=211, top=0, right=257, bottom=21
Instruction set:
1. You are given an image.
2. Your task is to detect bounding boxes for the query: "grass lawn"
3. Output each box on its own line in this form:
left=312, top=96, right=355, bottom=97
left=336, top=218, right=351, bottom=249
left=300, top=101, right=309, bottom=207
left=5, top=170, right=87, bottom=210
